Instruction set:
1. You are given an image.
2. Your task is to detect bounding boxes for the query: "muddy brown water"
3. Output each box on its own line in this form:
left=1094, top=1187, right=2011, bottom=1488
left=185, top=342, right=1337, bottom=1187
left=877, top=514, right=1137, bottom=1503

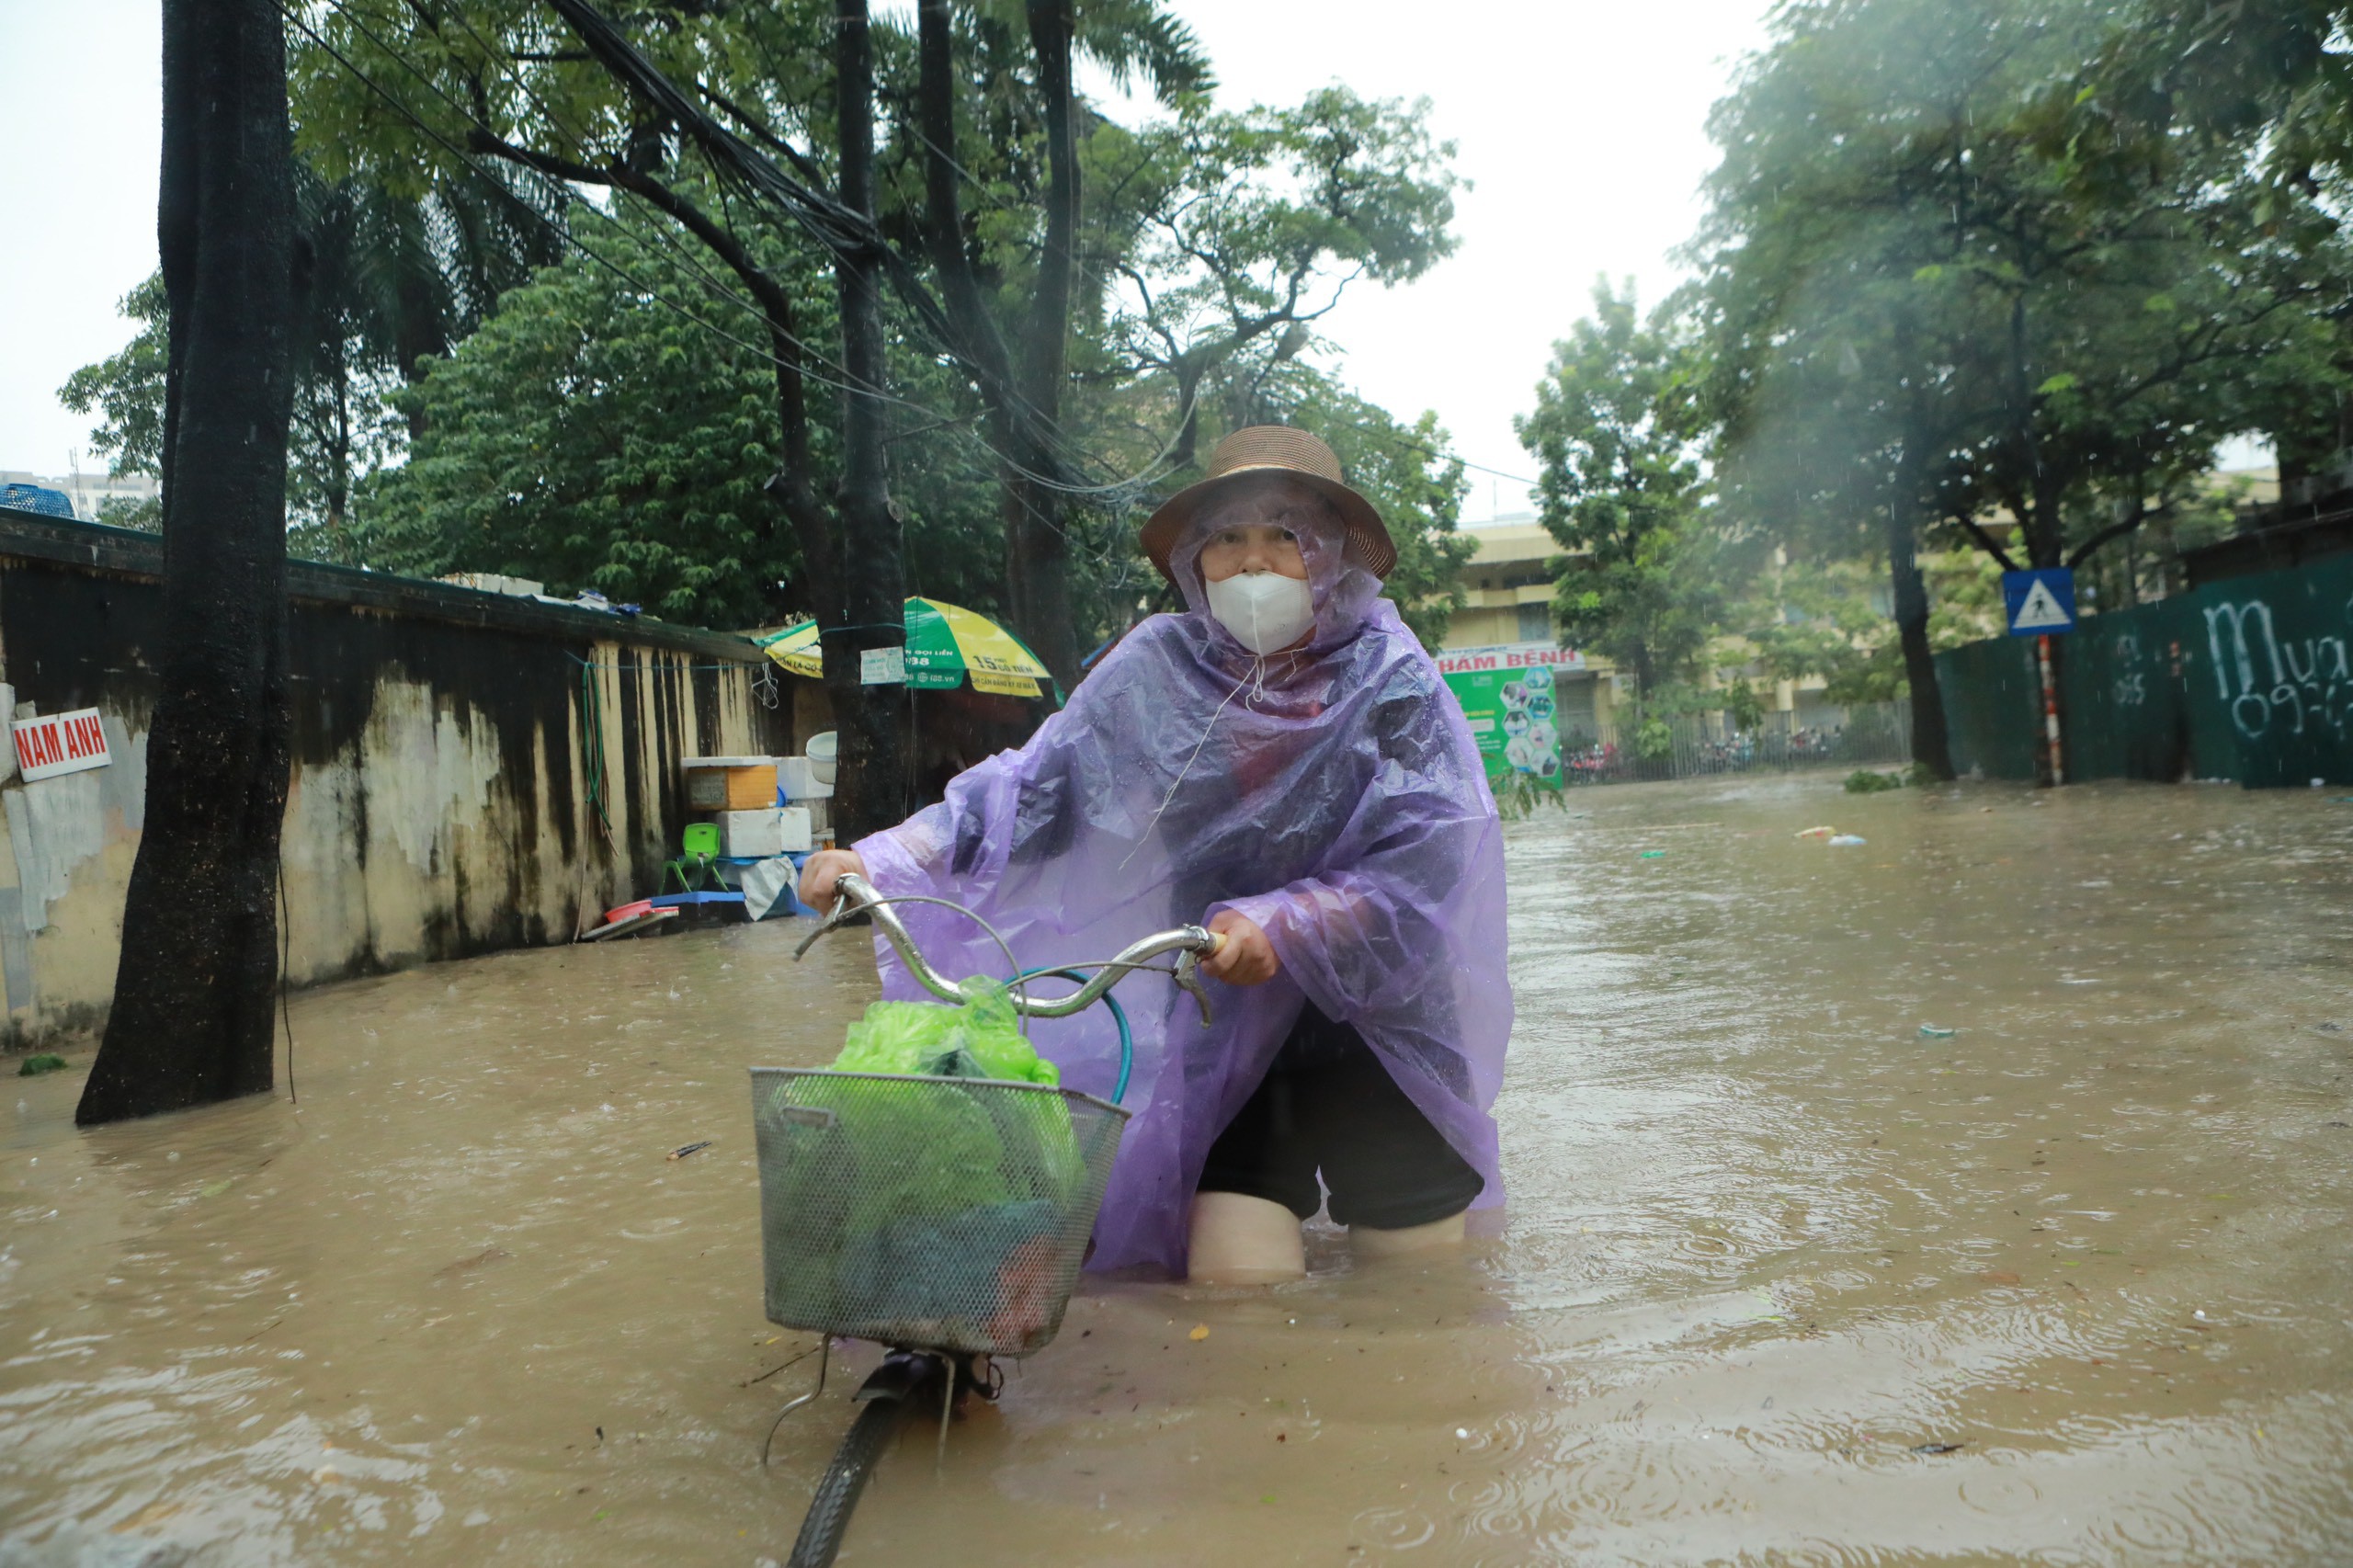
left=6, top=777, right=2353, bottom=1565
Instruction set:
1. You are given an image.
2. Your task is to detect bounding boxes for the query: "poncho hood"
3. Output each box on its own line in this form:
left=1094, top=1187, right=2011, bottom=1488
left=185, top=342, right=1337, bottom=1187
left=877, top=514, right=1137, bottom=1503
left=854, top=510, right=1512, bottom=1275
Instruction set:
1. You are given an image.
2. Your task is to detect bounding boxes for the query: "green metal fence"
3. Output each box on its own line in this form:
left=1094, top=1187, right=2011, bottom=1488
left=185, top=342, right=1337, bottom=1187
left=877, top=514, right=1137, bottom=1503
left=1935, top=552, right=2353, bottom=787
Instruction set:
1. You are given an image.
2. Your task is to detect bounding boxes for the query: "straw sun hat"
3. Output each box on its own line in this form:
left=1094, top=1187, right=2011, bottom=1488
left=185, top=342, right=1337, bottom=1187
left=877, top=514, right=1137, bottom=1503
left=1138, top=426, right=1397, bottom=584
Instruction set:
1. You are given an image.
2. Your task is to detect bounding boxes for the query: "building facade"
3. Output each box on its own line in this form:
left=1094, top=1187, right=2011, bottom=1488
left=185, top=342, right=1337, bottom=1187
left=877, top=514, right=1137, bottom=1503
left=1438, top=516, right=1847, bottom=736
left=0, top=471, right=160, bottom=525
left=1440, top=516, right=1618, bottom=736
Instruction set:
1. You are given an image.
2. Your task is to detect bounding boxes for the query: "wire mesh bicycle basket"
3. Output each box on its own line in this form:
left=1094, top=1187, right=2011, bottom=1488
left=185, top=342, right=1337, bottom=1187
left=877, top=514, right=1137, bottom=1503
left=749, top=1067, right=1130, bottom=1358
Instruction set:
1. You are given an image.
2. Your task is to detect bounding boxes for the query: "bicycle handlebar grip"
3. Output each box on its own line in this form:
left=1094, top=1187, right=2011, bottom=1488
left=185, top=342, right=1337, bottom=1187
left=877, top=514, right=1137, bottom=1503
left=1199, top=930, right=1226, bottom=957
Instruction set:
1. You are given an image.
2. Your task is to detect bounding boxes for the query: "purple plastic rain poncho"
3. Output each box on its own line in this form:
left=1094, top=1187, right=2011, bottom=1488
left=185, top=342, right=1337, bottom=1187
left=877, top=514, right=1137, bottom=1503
left=852, top=508, right=1512, bottom=1276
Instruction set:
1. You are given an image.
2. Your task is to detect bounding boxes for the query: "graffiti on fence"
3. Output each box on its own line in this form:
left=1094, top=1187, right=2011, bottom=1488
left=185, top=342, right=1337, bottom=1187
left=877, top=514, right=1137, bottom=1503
left=2202, top=597, right=2353, bottom=740
left=2109, top=633, right=2149, bottom=708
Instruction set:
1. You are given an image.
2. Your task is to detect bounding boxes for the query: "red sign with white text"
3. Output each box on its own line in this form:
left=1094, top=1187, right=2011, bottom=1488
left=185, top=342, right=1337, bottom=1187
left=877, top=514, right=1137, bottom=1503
left=13, top=708, right=112, bottom=783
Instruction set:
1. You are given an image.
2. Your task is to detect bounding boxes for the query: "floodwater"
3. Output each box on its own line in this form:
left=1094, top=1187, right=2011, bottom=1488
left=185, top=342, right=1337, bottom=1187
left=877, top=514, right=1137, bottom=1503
left=6, top=777, right=2353, bottom=1565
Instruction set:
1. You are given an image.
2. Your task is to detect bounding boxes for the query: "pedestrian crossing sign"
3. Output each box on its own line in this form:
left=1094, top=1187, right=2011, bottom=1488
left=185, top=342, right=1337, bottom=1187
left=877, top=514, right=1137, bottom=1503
left=2002, top=568, right=2075, bottom=636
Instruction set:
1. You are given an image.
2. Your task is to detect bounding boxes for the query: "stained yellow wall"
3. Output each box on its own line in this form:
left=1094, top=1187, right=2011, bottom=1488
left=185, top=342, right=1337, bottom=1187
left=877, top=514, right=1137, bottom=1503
left=0, top=523, right=794, bottom=1050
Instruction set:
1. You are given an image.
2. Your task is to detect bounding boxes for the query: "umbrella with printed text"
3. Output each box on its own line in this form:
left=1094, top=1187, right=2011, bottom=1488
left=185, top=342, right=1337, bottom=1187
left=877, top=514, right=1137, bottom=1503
left=756, top=597, right=1059, bottom=701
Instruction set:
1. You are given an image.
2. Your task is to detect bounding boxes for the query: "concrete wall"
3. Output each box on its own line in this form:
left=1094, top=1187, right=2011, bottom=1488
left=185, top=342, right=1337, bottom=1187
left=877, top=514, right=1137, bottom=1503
left=0, top=509, right=796, bottom=1051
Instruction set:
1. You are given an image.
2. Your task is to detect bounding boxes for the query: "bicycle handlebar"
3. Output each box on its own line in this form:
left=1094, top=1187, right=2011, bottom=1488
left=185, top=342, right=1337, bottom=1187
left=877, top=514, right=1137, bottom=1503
left=792, top=872, right=1227, bottom=1026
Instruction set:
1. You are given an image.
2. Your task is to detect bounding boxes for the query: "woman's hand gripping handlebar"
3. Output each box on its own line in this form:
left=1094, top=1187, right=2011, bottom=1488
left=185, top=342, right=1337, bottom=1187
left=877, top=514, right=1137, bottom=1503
left=791, top=869, right=1229, bottom=1026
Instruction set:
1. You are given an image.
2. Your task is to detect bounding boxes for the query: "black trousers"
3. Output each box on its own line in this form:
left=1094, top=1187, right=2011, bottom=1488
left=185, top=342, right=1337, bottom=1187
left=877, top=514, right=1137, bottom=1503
left=1197, top=1003, right=1483, bottom=1229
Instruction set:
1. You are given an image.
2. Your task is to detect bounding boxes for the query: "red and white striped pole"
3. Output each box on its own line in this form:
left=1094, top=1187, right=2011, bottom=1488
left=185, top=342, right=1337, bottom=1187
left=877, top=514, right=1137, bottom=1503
left=2036, top=632, right=2064, bottom=787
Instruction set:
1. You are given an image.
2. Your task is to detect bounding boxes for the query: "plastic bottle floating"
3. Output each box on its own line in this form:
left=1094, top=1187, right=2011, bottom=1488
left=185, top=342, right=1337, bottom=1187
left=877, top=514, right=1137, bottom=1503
left=1827, top=835, right=1867, bottom=846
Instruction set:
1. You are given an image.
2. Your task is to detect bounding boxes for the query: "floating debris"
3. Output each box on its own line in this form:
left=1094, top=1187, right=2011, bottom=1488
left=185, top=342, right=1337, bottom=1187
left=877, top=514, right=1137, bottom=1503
left=1845, top=768, right=1905, bottom=794
left=1919, top=1026, right=1957, bottom=1040
left=667, top=1141, right=714, bottom=1161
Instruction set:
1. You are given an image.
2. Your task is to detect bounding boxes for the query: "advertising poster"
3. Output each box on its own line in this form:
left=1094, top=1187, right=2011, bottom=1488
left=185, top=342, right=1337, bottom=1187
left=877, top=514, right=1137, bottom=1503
left=1436, top=643, right=1585, bottom=788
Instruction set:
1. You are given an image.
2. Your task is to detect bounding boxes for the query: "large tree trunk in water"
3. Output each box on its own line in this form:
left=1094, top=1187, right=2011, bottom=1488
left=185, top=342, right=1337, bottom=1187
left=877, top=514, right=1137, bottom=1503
left=80, top=0, right=296, bottom=1125
left=827, top=0, right=909, bottom=842
left=1884, top=492, right=1953, bottom=779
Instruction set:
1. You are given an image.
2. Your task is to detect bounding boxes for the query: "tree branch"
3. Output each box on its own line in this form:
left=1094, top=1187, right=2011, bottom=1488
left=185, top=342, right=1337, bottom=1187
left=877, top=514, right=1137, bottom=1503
left=2066, top=495, right=2148, bottom=568
left=1950, top=510, right=2019, bottom=571
left=468, top=128, right=821, bottom=554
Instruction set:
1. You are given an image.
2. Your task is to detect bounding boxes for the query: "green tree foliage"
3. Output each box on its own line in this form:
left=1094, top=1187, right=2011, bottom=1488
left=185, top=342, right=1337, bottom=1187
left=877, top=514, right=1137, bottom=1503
left=275, top=0, right=1458, bottom=661
left=366, top=215, right=799, bottom=625
left=58, top=277, right=168, bottom=527
left=1279, top=374, right=1474, bottom=651
left=59, top=155, right=559, bottom=552
left=1518, top=281, right=1722, bottom=699
left=2073, top=1, right=2353, bottom=484
left=61, top=241, right=407, bottom=553
left=1702, top=0, right=2349, bottom=574
left=1103, top=86, right=1462, bottom=456
left=1686, top=0, right=2353, bottom=778
left=366, top=199, right=1030, bottom=629
left=1741, top=560, right=1904, bottom=706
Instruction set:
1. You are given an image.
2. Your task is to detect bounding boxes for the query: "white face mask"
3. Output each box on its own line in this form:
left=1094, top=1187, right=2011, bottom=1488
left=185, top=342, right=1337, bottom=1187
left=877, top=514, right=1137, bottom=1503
left=1205, top=571, right=1316, bottom=655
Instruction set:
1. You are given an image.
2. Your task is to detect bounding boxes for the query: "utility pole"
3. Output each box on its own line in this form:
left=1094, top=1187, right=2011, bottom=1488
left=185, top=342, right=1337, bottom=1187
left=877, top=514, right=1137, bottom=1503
left=2036, top=633, right=2065, bottom=786
left=79, top=0, right=297, bottom=1124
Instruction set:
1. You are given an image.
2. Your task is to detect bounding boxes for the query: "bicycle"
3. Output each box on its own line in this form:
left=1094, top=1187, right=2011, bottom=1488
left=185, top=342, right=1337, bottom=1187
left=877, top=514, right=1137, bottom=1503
left=753, top=872, right=1224, bottom=1567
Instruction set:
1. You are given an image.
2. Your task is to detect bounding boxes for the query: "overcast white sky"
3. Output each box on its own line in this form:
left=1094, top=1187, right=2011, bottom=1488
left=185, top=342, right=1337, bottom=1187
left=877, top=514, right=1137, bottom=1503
left=1122, top=0, right=1771, bottom=517
left=0, top=0, right=1772, bottom=514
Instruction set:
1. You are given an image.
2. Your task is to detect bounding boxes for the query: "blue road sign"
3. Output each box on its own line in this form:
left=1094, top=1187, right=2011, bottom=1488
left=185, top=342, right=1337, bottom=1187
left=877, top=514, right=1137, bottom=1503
left=2002, top=568, right=2075, bottom=637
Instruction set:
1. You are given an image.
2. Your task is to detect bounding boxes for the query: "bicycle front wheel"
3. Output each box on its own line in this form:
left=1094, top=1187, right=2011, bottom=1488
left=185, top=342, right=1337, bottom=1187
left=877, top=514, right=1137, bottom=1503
left=786, top=1395, right=914, bottom=1568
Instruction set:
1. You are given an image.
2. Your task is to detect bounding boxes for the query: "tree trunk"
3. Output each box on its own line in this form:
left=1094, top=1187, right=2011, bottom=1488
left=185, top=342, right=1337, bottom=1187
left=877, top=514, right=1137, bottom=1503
left=827, top=0, right=910, bottom=843
left=915, top=0, right=1083, bottom=691
left=1000, top=467, right=1077, bottom=688
left=326, top=343, right=352, bottom=563
left=79, top=0, right=296, bottom=1125
left=1008, top=0, right=1082, bottom=690
left=485, top=3, right=912, bottom=821
left=1884, top=486, right=1953, bottom=780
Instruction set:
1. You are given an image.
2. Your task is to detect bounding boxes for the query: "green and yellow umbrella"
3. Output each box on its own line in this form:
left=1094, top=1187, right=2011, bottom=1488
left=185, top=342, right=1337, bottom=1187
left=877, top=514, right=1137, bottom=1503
left=757, top=597, right=1056, bottom=699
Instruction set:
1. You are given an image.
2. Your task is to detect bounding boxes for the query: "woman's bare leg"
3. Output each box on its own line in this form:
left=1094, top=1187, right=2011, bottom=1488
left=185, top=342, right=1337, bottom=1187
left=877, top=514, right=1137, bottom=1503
left=1349, top=1211, right=1467, bottom=1259
left=1187, top=1192, right=1306, bottom=1284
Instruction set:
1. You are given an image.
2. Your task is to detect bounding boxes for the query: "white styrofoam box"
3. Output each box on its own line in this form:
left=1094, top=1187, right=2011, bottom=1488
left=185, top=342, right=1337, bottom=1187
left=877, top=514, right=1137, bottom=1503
left=440, top=571, right=547, bottom=597
left=719, top=808, right=784, bottom=859
left=778, top=756, right=835, bottom=801
left=777, top=805, right=813, bottom=854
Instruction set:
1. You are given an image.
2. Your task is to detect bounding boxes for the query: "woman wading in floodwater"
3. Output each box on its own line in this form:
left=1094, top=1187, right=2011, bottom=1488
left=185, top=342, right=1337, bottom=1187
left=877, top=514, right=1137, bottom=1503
left=800, top=426, right=1511, bottom=1281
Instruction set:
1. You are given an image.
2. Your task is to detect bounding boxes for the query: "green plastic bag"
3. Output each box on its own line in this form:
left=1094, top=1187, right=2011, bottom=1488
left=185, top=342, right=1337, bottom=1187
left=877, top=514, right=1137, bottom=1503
left=764, top=982, right=1086, bottom=1331
left=831, top=981, right=1061, bottom=1085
